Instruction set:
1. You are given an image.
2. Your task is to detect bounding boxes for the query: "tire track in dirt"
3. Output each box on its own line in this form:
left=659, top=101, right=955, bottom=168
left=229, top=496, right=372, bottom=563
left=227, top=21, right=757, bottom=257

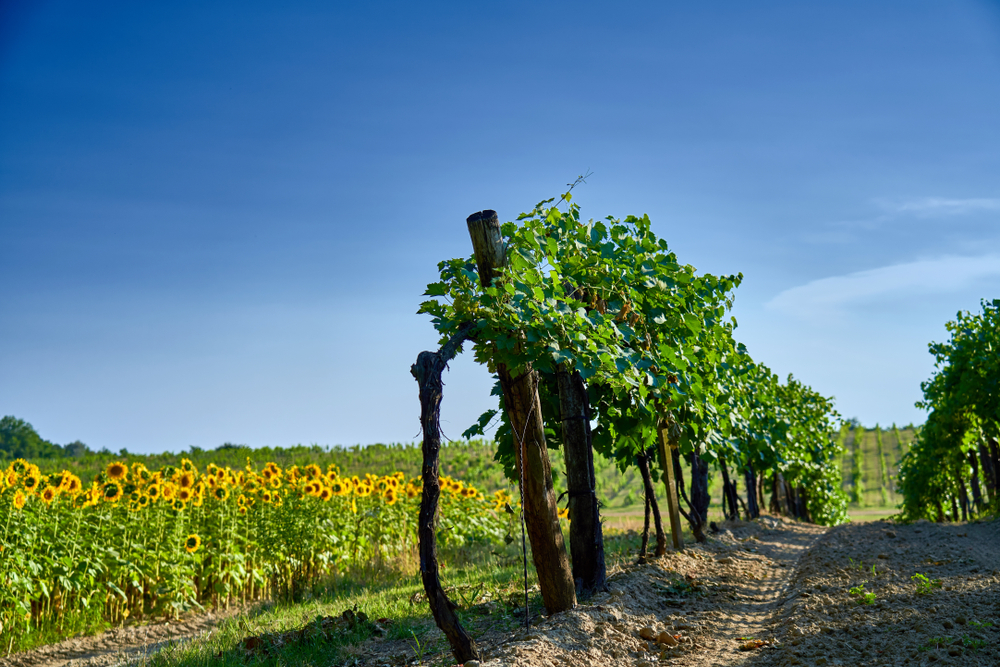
left=0, top=605, right=260, bottom=667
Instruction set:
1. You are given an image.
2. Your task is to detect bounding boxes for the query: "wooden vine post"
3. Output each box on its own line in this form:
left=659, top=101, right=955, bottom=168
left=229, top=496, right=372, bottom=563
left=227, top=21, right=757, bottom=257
left=467, top=210, right=577, bottom=614
left=411, top=324, right=479, bottom=664
left=556, top=366, right=607, bottom=596
left=657, top=423, right=684, bottom=551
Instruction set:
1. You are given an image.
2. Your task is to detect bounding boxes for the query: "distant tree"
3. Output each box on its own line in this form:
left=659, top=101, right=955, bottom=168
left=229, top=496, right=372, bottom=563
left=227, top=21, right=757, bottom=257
left=62, top=440, right=90, bottom=457
left=0, top=416, right=63, bottom=459
left=217, top=442, right=248, bottom=450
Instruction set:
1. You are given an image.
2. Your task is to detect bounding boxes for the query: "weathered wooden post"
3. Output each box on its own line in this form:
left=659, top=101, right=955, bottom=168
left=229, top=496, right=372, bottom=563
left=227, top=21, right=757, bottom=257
left=659, top=424, right=684, bottom=551
left=556, top=366, right=606, bottom=596
left=657, top=423, right=684, bottom=551
left=467, top=210, right=577, bottom=614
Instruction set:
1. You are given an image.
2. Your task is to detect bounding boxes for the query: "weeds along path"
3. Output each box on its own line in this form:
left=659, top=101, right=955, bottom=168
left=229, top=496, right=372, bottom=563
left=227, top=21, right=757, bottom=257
left=0, top=606, right=255, bottom=667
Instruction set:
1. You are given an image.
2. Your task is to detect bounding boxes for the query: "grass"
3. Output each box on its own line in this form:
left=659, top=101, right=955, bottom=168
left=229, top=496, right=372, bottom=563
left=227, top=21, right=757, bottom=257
left=847, top=508, right=899, bottom=523
left=131, top=527, right=653, bottom=667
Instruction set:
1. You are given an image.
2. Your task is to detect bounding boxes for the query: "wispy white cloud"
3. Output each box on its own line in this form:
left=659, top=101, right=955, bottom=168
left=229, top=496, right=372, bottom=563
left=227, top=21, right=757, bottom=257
left=766, top=254, right=1000, bottom=321
left=878, top=197, right=1000, bottom=217
left=812, top=197, right=1000, bottom=241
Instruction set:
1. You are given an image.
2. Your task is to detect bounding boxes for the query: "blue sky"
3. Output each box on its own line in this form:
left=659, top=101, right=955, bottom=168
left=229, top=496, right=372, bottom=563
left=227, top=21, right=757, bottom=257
left=2, top=0, right=999, bottom=453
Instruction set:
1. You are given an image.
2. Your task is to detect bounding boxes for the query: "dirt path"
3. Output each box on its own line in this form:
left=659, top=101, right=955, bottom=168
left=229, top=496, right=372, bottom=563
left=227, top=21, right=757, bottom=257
left=481, top=517, right=827, bottom=667
left=744, top=518, right=1000, bottom=667
left=473, top=517, right=999, bottom=667
left=0, top=605, right=259, bottom=667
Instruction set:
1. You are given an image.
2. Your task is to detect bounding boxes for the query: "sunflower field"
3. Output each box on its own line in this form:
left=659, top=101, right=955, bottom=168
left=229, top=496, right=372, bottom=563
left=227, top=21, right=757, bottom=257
left=0, top=458, right=513, bottom=648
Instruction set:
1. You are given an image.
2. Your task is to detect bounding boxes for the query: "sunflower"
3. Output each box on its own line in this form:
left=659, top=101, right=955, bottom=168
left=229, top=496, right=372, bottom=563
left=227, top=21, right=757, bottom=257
left=177, top=487, right=193, bottom=503
left=261, top=490, right=273, bottom=503
left=5, top=469, right=17, bottom=487
left=22, top=474, right=40, bottom=493
left=172, top=499, right=186, bottom=511
left=238, top=505, right=247, bottom=515
left=180, top=458, right=197, bottom=473
left=331, top=480, right=348, bottom=496
left=319, top=486, right=332, bottom=501
left=355, top=481, right=372, bottom=498
left=405, top=484, right=419, bottom=499
left=147, top=483, right=162, bottom=499
left=40, top=486, right=58, bottom=504
left=132, top=463, right=151, bottom=484
left=161, top=484, right=176, bottom=501
left=237, top=494, right=248, bottom=507
left=269, top=477, right=281, bottom=489
left=304, top=464, right=322, bottom=480
left=213, top=486, right=230, bottom=501
left=11, top=459, right=29, bottom=475
left=177, top=472, right=195, bottom=489
left=558, top=506, right=570, bottom=520
left=64, top=474, right=83, bottom=495
left=383, top=488, right=398, bottom=506
left=192, top=492, right=204, bottom=507
left=103, top=482, right=123, bottom=502
left=13, top=490, right=27, bottom=509
left=184, top=534, right=201, bottom=553
left=106, top=461, right=128, bottom=481
left=461, top=487, right=478, bottom=500
left=138, top=494, right=150, bottom=508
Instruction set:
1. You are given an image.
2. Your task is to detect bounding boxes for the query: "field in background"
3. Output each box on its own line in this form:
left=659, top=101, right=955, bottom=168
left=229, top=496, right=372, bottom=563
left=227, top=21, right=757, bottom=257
left=839, top=424, right=917, bottom=516
left=12, top=423, right=915, bottom=527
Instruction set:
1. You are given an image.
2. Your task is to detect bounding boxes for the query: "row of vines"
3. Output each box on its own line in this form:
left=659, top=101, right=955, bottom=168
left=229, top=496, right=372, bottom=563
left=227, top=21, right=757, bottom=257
left=899, top=299, right=1000, bottom=521
left=839, top=423, right=913, bottom=507
left=0, top=457, right=512, bottom=649
left=415, top=192, right=850, bottom=661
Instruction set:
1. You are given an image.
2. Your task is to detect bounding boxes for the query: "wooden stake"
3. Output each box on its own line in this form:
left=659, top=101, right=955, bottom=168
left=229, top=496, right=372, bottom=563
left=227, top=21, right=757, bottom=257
left=657, top=425, right=684, bottom=551
left=466, top=210, right=577, bottom=614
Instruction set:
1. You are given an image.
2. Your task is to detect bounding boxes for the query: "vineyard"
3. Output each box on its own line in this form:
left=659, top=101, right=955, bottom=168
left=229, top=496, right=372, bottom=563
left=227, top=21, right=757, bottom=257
left=1, top=197, right=997, bottom=667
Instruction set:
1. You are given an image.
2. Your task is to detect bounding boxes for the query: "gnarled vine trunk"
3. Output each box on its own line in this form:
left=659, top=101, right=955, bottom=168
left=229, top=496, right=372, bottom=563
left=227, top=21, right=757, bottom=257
left=744, top=464, right=760, bottom=519
left=968, top=449, right=984, bottom=512
left=411, top=327, right=479, bottom=664
left=719, top=457, right=739, bottom=521
left=687, top=451, right=710, bottom=543
left=636, top=447, right=667, bottom=558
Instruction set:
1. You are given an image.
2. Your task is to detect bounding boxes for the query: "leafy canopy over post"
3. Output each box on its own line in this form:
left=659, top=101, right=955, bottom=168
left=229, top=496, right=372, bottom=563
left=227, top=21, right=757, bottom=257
left=419, top=195, right=845, bottom=523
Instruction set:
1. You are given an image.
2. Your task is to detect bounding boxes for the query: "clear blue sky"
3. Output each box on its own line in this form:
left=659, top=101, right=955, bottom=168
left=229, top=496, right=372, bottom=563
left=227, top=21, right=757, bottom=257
left=2, top=0, right=999, bottom=453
